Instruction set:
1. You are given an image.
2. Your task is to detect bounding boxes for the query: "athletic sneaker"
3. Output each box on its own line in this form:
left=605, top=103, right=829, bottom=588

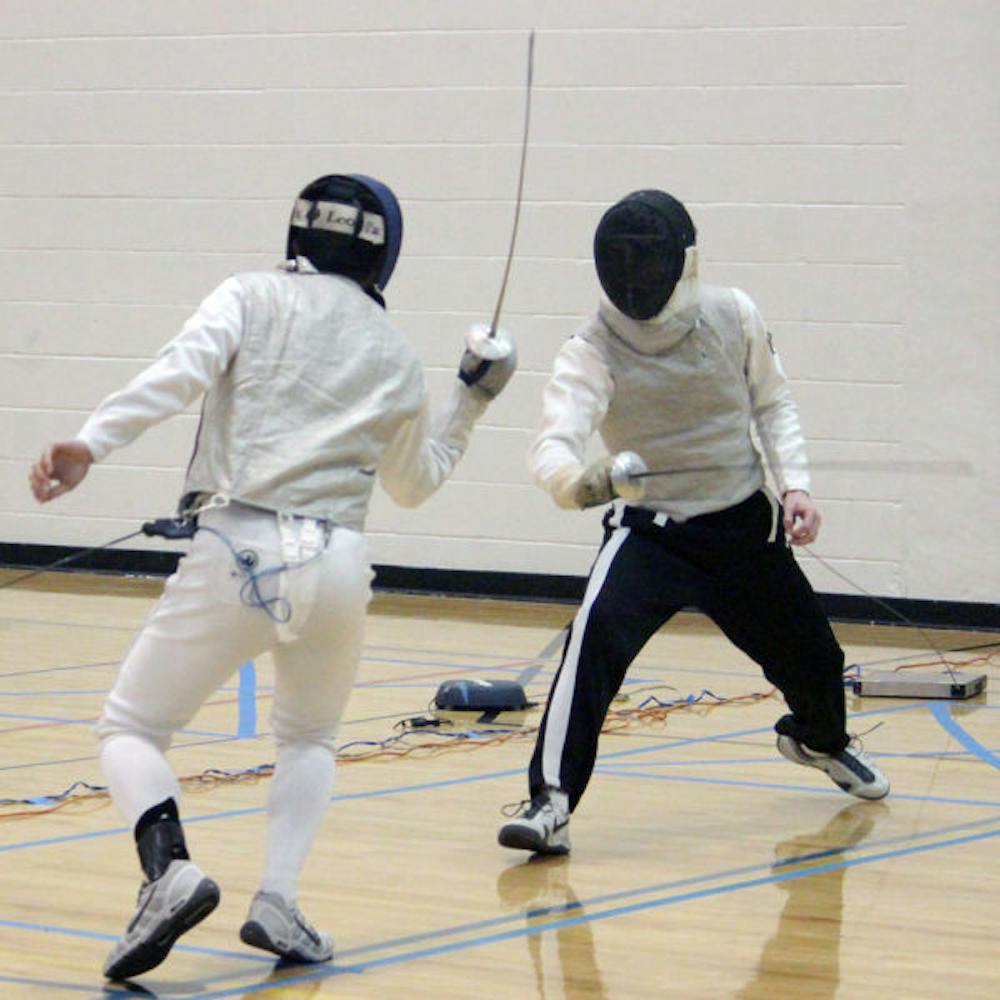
left=239, top=890, right=333, bottom=963
left=103, top=860, right=220, bottom=980
left=497, top=788, right=571, bottom=855
left=777, top=734, right=890, bottom=800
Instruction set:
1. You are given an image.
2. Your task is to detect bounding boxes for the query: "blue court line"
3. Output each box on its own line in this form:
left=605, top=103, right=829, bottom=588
left=353, top=681, right=500, bottom=691
left=124, top=821, right=1000, bottom=999
left=0, top=734, right=243, bottom=776
left=847, top=641, right=1000, bottom=669
left=604, top=755, right=799, bottom=767
left=0, top=684, right=249, bottom=696
left=345, top=825, right=1000, bottom=967
left=4, top=812, right=997, bottom=998
left=0, top=710, right=232, bottom=741
left=601, top=748, right=993, bottom=767
left=0, top=690, right=116, bottom=697
left=0, top=915, right=273, bottom=966
left=236, top=662, right=256, bottom=739
left=0, top=702, right=962, bottom=854
left=570, top=702, right=925, bottom=769
left=0, top=712, right=233, bottom=744
left=0, top=614, right=141, bottom=634
left=600, top=748, right=1000, bottom=769
left=0, top=769, right=522, bottom=855
left=0, top=711, right=99, bottom=725
left=931, top=701, right=1000, bottom=770
left=333, top=812, right=1000, bottom=959
left=594, top=767, right=1000, bottom=809
left=0, top=660, right=121, bottom=680
left=355, top=657, right=762, bottom=686
left=355, top=653, right=758, bottom=685
left=0, top=976, right=97, bottom=995
left=359, top=655, right=525, bottom=672
left=6, top=750, right=999, bottom=859
left=0, top=702, right=957, bottom=856
left=0, top=709, right=427, bottom=776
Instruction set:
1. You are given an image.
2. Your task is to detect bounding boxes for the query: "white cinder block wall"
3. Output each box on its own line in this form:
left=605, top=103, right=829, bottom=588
left=1, top=2, right=997, bottom=604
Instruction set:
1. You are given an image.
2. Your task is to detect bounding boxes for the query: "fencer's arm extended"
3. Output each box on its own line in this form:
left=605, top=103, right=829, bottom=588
left=528, top=337, right=614, bottom=509
left=75, top=278, right=244, bottom=462
left=737, top=289, right=811, bottom=497
left=377, top=325, right=516, bottom=507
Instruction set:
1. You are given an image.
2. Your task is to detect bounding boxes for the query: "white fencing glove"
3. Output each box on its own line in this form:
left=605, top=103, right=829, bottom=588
left=573, top=451, right=648, bottom=509
left=458, top=323, right=517, bottom=401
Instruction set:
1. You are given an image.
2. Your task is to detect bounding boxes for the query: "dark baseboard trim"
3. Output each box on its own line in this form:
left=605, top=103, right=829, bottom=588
left=1, top=541, right=181, bottom=578
left=2, top=542, right=998, bottom=632
left=372, top=564, right=1000, bottom=631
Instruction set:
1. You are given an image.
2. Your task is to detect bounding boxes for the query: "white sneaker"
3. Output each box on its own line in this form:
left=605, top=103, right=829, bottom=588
left=103, top=860, right=220, bottom=980
left=497, top=789, right=571, bottom=855
left=239, top=891, right=333, bottom=964
left=777, top=735, right=890, bottom=800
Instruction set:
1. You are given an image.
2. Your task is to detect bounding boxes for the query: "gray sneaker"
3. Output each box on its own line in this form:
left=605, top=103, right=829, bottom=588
left=239, top=890, right=333, bottom=963
left=498, top=788, right=571, bottom=855
left=103, top=860, right=220, bottom=980
left=777, top=734, right=890, bottom=800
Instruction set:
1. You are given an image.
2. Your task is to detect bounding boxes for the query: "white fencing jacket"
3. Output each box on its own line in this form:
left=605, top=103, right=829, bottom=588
left=77, top=266, right=488, bottom=530
left=530, top=271, right=811, bottom=520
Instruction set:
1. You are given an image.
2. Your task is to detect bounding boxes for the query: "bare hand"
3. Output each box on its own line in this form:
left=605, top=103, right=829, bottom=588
left=29, top=440, right=94, bottom=502
left=783, top=489, right=820, bottom=545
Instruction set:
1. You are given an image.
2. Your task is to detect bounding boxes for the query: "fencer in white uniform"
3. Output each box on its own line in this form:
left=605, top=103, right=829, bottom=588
left=497, top=189, right=888, bottom=857
left=30, top=174, right=517, bottom=980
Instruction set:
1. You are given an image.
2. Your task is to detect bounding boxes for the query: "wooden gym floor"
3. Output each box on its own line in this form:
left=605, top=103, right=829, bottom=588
left=0, top=571, right=998, bottom=999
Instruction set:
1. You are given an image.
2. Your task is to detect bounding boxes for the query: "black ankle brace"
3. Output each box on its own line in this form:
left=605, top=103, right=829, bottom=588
left=134, top=798, right=190, bottom=882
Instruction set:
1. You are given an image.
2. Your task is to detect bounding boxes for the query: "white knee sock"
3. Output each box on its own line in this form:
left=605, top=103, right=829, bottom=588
left=260, top=741, right=335, bottom=904
left=100, top=733, right=182, bottom=828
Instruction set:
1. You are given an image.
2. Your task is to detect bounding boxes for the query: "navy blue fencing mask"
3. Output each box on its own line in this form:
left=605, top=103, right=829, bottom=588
left=593, top=190, right=696, bottom=320
left=287, top=174, right=403, bottom=307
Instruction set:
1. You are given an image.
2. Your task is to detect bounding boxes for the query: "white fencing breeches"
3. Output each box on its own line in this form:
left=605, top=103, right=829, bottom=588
left=96, top=502, right=373, bottom=826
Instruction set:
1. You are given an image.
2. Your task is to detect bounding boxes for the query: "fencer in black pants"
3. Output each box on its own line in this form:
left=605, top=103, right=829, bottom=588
left=528, top=493, right=847, bottom=814
left=499, top=190, right=888, bottom=856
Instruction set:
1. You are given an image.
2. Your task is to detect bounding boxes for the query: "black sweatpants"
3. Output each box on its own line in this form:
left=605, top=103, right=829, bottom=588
left=528, top=490, right=848, bottom=811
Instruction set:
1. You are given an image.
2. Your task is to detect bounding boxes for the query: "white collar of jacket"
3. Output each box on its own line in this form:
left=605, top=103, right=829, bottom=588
left=598, top=246, right=701, bottom=355
left=278, top=256, right=320, bottom=274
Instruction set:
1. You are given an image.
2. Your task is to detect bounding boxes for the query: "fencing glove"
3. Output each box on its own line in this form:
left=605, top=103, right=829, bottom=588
left=573, top=451, right=648, bottom=509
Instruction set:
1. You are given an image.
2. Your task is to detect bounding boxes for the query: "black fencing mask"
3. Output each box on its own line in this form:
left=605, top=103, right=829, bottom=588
left=286, top=174, right=403, bottom=306
left=593, top=190, right=696, bottom=320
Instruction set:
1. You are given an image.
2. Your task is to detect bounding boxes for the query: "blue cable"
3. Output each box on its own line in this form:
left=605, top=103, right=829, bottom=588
left=197, top=525, right=304, bottom=624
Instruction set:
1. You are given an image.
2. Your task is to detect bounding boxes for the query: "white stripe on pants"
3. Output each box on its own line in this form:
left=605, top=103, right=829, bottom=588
left=541, top=527, right=632, bottom=790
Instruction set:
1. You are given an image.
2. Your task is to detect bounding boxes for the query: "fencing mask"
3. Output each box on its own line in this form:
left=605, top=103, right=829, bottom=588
left=286, top=174, right=403, bottom=306
left=593, top=190, right=696, bottom=321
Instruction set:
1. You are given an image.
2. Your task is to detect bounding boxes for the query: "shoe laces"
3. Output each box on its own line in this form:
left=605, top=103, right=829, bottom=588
left=134, top=877, right=157, bottom=904
left=289, top=904, right=323, bottom=945
left=849, top=721, right=883, bottom=751
left=501, top=797, right=532, bottom=818
left=843, top=735, right=880, bottom=769
left=501, top=794, right=561, bottom=820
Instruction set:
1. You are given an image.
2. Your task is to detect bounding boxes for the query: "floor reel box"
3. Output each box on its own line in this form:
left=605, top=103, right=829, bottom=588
left=433, top=679, right=532, bottom=712
left=852, top=670, right=987, bottom=700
